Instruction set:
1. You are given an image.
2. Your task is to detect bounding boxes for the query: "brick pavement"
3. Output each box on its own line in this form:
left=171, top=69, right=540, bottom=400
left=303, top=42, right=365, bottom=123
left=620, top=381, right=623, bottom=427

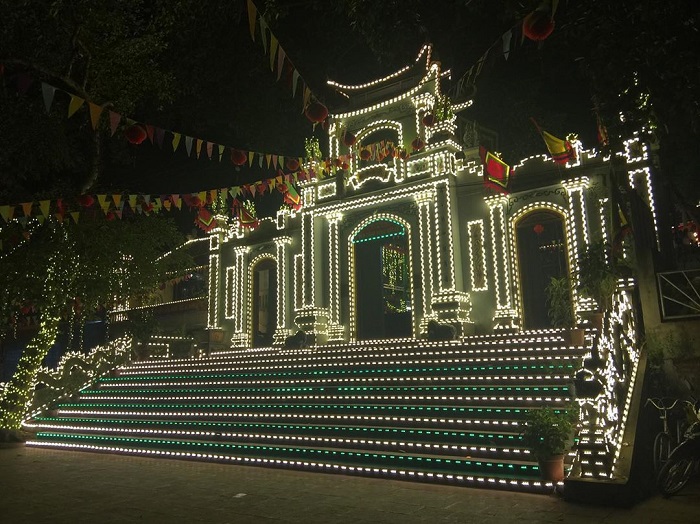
left=1, top=446, right=699, bottom=523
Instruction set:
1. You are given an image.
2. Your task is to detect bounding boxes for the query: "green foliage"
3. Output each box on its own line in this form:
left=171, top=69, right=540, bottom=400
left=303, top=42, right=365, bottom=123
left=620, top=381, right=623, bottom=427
left=576, top=241, right=622, bottom=312
left=521, top=406, right=578, bottom=460
left=545, top=276, right=575, bottom=329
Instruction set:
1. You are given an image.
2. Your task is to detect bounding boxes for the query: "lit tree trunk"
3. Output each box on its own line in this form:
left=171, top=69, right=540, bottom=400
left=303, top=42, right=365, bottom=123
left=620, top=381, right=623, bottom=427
left=0, top=316, right=61, bottom=430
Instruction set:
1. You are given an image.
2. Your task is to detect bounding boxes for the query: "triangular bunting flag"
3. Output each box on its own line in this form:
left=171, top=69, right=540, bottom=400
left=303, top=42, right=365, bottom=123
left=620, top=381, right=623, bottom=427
left=68, top=95, right=85, bottom=118
left=195, top=138, right=203, bottom=158
left=96, top=194, right=110, bottom=214
left=277, top=47, right=286, bottom=81
left=247, top=0, right=257, bottom=41
left=146, top=125, right=155, bottom=144
left=88, top=103, right=103, bottom=130
left=272, top=154, right=278, bottom=168
left=39, top=200, right=50, bottom=218
left=292, top=69, right=300, bottom=98
left=41, top=83, right=56, bottom=113
left=109, top=111, right=121, bottom=136
left=206, top=141, right=213, bottom=159
left=171, top=194, right=181, bottom=209
left=163, top=199, right=172, bottom=211
left=21, top=202, right=33, bottom=217
left=266, top=154, right=272, bottom=168
left=129, top=194, right=138, bottom=210
left=172, top=132, right=182, bottom=151
left=259, top=18, right=268, bottom=53
left=112, top=194, right=122, bottom=208
left=155, top=127, right=165, bottom=147
left=258, top=154, right=263, bottom=168
left=185, top=136, right=194, bottom=156
left=70, top=211, right=80, bottom=223
left=269, top=35, right=278, bottom=71
left=218, top=144, right=225, bottom=161
left=248, top=151, right=255, bottom=167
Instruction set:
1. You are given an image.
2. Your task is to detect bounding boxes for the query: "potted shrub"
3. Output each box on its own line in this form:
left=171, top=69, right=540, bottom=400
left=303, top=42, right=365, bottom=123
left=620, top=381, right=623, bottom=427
left=545, top=276, right=584, bottom=346
left=521, top=406, right=579, bottom=481
left=577, top=241, right=621, bottom=328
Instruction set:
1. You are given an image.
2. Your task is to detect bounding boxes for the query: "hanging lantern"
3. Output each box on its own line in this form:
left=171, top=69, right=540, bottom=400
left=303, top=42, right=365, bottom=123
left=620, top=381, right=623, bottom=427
left=342, top=130, right=356, bottom=147
left=422, top=113, right=436, bottom=127
left=533, top=224, right=544, bottom=235
left=411, top=137, right=425, bottom=152
left=304, top=100, right=328, bottom=123
left=124, top=123, right=148, bottom=145
left=523, top=10, right=555, bottom=41
left=230, top=148, right=247, bottom=166
left=360, top=149, right=371, bottom=161
left=77, top=194, right=94, bottom=208
left=341, top=161, right=349, bottom=170
left=106, top=211, right=116, bottom=221
left=285, top=157, right=300, bottom=171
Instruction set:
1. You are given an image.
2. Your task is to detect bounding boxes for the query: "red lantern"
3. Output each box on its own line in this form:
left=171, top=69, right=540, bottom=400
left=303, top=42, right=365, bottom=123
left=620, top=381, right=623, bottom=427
left=77, top=194, right=94, bottom=208
left=341, top=161, right=349, bottom=170
left=124, top=124, right=148, bottom=145
left=533, top=224, right=544, bottom=235
left=342, top=130, right=356, bottom=147
left=305, top=100, right=328, bottom=123
left=230, top=148, right=247, bottom=166
left=360, top=149, right=371, bottom=161
left=285, top=158, right=300, bottom=171
left=106, top=211, right=116, bottom=221
left=523, top=11, right=555, bottom=41
left=422, top=113, right=436, bottom=127
left=411, top=138, right=425, bottom=152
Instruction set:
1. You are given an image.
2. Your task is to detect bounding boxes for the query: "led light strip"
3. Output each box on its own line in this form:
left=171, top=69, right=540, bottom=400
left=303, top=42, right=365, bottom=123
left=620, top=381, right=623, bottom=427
left=26, top=440, right=555, bottom=493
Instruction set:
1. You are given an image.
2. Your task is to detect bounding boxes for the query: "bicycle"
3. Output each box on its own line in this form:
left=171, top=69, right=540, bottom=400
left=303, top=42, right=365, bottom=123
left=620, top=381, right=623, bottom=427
left=657, top=401, right=700, bottom=496
left=646, top=398, right=685, bottom=474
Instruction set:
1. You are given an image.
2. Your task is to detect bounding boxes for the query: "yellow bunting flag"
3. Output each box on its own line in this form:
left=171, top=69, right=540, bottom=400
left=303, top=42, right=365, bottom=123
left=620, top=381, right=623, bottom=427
left=269, top=35, right=278, bottom=71
left=218, top=144, right=225, bottom=161
left=129, top=194, right=137, bottom=210
left=70, top=211, right=80, bottom=223
left=68, top=95, right=84, bottom=118
left=171, top=194, right=181, bottom=209
left=209, top=189, right=217, bottom=203
left=247, top=0, right=257, bottom=40
left=22, top=202, right=33, bottom=217
left=196, top=138, right=203, bottom=158
left=39, top=200, right=50, bottom=218
left=198, top=191, right=206, bottom=204
left=266, top=154, right=272, bottom=168
left=112, top=194, right=122, bottom=208
left=172, top=132, right=182, bottom=151
left=248, top=151, right=255, bottom=167
left=88, top=102, right=103, bottom=130
left=97, top=195, right=110, bottom=214
left=1, top=205, right=12, bottom=223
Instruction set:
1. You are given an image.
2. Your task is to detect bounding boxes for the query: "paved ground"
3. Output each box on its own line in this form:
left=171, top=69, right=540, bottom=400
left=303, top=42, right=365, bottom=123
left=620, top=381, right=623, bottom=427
left=1, top=446, right=699, bottom=523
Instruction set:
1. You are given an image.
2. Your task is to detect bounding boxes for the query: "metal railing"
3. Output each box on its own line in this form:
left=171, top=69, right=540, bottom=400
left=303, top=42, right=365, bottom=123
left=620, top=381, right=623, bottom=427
left=657, top=269, right=700, bottom=320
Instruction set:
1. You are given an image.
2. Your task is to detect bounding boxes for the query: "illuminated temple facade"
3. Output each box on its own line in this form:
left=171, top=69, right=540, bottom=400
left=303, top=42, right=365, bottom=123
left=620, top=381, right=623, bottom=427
left=206, top=45, right=656, bottom=349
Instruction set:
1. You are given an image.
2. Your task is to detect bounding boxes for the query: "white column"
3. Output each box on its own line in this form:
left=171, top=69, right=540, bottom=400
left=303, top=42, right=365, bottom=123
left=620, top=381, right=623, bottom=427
left=562, top=176, right=591, bottom=314
left=230, top=246, right=250, bottom=347
left=486, top=194, right=517, bottom=330
left=273, top=236, right=292, bottom=344
left=415, top=191, right=435, bottom=325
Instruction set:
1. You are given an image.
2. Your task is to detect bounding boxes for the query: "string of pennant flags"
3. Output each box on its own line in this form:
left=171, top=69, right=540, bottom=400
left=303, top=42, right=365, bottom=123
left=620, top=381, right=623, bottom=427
left=246, top=0, right=321, bottom=114
left=0, top=66, right=307, bottom=176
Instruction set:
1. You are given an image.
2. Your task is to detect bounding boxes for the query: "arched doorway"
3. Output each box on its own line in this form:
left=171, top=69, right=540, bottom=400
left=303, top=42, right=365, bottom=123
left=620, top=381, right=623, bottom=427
left=351, top=218, right=412, bottom=340
left=515, top=210, right=569, bottom=329
left=251, top=258, right=277, bottom=347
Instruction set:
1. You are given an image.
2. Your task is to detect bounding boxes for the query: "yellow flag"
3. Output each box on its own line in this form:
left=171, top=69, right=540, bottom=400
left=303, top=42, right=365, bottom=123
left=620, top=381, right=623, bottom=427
left=247, top=0, right=257, bottom=40
left=248, top=151, right=255, bottom=167
left=196, top=138, right=203, bottom=158
left=88, top=102, right=103, bottom=129
left=172, top=133, right=182, bottom=151
left=70, top=211, right=80, bottom=223
left=269, top=35, right=278, bottom=71
left=112, top=194, right=122, bottom=207
left=39, top=200, right=50, bottom=218
left=68, top=95, right=84, bottom=118
left=22, top=202, right=33, bottom=217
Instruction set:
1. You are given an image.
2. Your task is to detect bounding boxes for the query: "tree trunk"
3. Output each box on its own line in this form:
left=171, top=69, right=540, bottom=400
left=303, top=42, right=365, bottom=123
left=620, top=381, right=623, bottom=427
left=0, top=317, right=61, bottom=430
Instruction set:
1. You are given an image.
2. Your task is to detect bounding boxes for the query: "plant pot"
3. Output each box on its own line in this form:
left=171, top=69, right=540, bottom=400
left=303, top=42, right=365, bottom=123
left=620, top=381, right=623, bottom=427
left=564, top=328, right=585, bottom=346
left=538, top=454, right=565, bottom=482
left=585, top=311, right=604, bottom=331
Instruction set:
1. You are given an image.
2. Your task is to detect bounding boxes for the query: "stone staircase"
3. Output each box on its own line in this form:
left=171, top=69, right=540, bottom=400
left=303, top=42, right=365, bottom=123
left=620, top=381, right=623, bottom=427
left=26, top=329, right=586, bottom=493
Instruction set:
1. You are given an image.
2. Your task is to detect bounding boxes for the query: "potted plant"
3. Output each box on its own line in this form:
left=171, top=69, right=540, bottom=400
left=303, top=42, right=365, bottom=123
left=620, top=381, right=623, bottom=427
left=577, top=241, right=621, bottom=329
left=521, top=406, right=578, bottom=481
left=545, top=275, right=584, bottom=346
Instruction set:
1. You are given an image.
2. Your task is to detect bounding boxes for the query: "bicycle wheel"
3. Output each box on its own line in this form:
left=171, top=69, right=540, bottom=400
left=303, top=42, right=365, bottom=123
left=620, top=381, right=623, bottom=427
left=657, top=456, right=695, bottom=496
left=653, top=432, right=672, bottom=473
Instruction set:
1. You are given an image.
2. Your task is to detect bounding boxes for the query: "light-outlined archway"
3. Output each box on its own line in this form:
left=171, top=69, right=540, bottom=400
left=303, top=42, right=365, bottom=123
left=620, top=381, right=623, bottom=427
left=510, top=203, right=573, bottom=330
left=248, top=253, right=277, bottom=347
left=347, top=120, right=404, bottom=189
left=348, top=213, right=415, bottom=340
